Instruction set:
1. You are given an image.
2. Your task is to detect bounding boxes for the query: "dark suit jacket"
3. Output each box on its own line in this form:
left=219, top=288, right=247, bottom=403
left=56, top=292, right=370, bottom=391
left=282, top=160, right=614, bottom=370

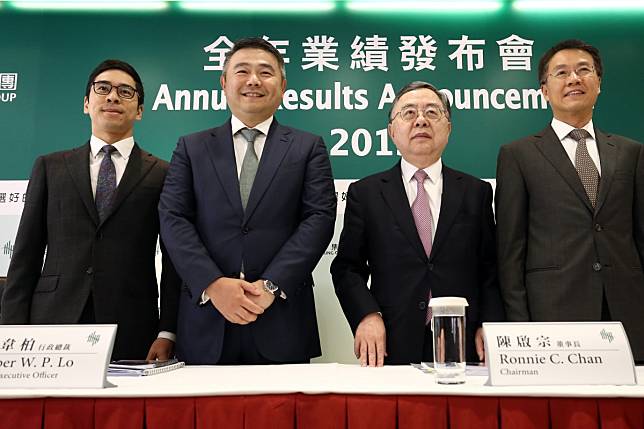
left=0, top=143, right=181, bottom=360
left=495, top=125, right=644, bottom=360
left=331, top=162, right=505, bottom=364
left=159, top=119, right=336, bottom=365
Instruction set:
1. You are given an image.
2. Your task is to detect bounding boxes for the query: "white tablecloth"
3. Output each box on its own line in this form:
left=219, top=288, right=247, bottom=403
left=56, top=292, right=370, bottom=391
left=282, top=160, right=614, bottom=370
left=1, top=363, right=643, bottom=399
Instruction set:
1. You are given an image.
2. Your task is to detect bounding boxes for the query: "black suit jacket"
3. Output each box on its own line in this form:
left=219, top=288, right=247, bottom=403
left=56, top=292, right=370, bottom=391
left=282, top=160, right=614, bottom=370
left=331, top=162, right=505, bottom=364
left=1, top=143, right=181, bottom=360
left=496, top=125, right=644, bottom=360
left=159, top=119, right=336, bottom=364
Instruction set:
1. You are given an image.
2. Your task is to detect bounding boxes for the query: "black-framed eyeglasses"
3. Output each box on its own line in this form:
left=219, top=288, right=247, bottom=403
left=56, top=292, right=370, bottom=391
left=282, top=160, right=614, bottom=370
left=92, top=81, right=138, bottom=99
left=390, top=104, right=446, bottom=123
left=547, top=65, right=595, bottom=81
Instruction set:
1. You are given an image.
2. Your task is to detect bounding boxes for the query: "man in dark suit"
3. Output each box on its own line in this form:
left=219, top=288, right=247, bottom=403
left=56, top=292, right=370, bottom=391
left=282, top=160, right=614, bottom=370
left=331, top=81, right=505, bottom=366
left=1, top=59, right=180, bottom=361
left=495, top=39, right=644, bottom=361
left=159, top=37, right=336, bottom=365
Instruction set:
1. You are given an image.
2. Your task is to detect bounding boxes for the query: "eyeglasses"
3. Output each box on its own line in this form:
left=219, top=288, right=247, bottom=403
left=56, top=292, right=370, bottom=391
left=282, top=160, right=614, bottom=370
left=92, top=81, right=138, bottom=99
left=547, top=65, right=595, bottom=81
left=390, top=104, right=446, bottom=123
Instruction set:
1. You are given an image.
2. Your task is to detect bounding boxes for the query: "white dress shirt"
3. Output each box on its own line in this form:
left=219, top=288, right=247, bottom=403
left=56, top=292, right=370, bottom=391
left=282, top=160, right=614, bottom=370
left=231, top=115, right=273, bottom=177
left=400, top=157, right=443, bottom=241
left=551, top=117, right=602, bottom=175
left=89, top=135, right=134, bottom=196
left=89, top=135, right=175, bottom=343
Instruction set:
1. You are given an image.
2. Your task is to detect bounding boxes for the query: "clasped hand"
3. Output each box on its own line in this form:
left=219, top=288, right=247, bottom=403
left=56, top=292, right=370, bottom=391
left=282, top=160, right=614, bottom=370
left=206, top=277, right=275, bottom=325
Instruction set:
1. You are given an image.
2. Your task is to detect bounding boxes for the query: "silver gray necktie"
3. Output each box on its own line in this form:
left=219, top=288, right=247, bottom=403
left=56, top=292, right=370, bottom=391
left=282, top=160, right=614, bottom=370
left=239, top=128, right=261, bottom=211
left=569, top=128, right=599, bottom=208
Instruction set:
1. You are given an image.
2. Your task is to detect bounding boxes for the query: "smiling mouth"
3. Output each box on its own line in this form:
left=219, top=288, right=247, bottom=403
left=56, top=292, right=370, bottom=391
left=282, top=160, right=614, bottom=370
left=565, top=90, right=585, bottom=97
left=242, top=93, right=264, bottom=98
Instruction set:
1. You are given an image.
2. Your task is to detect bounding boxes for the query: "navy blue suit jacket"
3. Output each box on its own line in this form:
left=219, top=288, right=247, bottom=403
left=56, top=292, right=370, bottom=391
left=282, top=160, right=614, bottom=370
left=159, top=119, right=336, bottom=364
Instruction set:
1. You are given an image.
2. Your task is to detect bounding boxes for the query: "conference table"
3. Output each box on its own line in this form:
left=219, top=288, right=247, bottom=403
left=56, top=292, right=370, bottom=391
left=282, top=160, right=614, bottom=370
left=1, top=364, right=642, bottom=429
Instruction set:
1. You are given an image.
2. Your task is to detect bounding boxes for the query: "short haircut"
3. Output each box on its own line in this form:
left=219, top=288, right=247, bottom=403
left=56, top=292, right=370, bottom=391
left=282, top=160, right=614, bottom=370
left=222, top=36, right=286, bottom=79
left=388, top=81, right=452, bottom=122
left=85, top=59, right=144, bottom=106
left=538, top=39, right=603, bottom=85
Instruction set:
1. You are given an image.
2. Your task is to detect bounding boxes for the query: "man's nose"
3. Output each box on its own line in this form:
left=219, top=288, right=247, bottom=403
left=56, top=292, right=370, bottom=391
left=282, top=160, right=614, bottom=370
left=246, top=72, right=261, bottom=85
left=414, top=112, right=429, bottom=127
left=106, top=87, right=121, bottom=102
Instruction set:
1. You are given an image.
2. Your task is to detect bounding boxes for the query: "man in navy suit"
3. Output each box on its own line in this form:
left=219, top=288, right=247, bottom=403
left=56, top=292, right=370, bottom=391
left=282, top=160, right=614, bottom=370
left=331, top=81, right=504, bottom=366
left=159, top=37, right=336, bottom=365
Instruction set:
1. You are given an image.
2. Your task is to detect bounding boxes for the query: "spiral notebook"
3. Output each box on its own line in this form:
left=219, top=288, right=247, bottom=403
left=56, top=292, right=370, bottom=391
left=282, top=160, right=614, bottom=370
left=108, top=359, right=185, bottom=376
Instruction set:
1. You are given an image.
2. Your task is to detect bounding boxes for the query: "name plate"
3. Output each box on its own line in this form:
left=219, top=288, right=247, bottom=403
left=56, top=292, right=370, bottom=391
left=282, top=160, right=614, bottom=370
left=483, top=322, right=636, bottom=386
left=0, top=325, right=116, bottom=389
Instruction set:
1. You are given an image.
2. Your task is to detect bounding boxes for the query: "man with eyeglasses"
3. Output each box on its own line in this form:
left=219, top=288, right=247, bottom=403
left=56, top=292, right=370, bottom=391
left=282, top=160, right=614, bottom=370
left=331, top=81, right=505, bottom=366
left=495, top=39, right=644, bottom=362
left=1, top=59, right=180, bottom=361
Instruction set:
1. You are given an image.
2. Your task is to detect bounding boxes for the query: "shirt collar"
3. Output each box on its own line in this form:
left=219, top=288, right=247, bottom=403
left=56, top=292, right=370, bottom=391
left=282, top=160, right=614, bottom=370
left=230, top=115, right=273, bottom=137
left=400, top=157, right=442, bottom=185
left=551, top=117, right=595, bottom=141
left=89, top=135, right=135, bottom=159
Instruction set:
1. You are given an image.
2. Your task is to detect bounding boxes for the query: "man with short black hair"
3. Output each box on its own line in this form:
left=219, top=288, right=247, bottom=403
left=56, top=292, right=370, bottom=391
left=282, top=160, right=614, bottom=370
left=1, top=59, right=180, bottom=361
left=160, top=37, right=336, bottom=365
left=331, top=81, right=504, bottom=366
left=496, top=39, right=644, bottom=361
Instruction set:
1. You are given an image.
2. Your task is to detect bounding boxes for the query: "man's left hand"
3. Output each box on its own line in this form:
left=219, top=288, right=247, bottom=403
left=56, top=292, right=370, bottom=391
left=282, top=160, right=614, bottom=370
left=146, top=338, right=175, bottom=360
left=475, top=327, right=486, bottom=364
left=245, top=280, right=276, bottom=310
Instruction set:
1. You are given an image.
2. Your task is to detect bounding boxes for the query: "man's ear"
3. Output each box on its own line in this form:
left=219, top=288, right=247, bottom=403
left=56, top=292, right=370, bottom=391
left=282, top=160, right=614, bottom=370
left=540, top=84, right=550, bottom=102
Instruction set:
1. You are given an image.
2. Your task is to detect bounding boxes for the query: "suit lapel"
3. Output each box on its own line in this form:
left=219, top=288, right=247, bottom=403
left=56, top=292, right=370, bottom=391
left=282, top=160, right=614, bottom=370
left=103, top=144, right=156, bottom=224
left=594, top=128, right=616, bottom=214
left=64, top=143, right=99, bottom=225
left=380, top=163, right=427, bottom=261
left=205, top=121, right=244, bottom=219
left=244, top=120, right=292, bottom=222
left=430, top=166, right=464, bottom=260
left=534, top=125, right=594, bottom=213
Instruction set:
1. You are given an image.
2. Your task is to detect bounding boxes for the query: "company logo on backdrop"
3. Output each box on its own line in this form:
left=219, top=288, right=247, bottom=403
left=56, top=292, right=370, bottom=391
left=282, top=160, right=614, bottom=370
left=0, top=73, right=18, bottom=103
left=3, top=240, right=13, bottom=258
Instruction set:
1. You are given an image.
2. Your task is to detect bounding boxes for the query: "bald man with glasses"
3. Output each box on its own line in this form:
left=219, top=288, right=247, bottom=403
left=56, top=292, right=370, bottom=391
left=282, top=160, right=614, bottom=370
left=331, top=81, right=505, bottom=367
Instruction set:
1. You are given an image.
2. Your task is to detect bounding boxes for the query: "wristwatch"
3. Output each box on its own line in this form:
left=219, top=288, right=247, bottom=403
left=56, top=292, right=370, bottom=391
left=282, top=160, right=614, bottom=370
left=263, top=279, right=287, bottom=299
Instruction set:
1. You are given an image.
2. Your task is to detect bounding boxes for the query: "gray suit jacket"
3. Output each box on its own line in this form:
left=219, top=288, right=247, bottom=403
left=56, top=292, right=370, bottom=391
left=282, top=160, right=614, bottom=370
left=495, top=125, right=644, bottom=360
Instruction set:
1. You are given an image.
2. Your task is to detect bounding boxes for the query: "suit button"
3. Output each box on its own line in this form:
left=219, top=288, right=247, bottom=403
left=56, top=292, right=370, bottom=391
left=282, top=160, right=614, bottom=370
left=86, top=267, right=94, bottom=275
left=242, top=227, right=249, bottom=235
left=592, top=262, right=602, bottom=272
left=427, top=263, right=434, bottom=271
left=418, top=301, right=426, bottom=310
left=96, top=232, right=103, bottom=240
left=594, top=224, right=602, bottom=232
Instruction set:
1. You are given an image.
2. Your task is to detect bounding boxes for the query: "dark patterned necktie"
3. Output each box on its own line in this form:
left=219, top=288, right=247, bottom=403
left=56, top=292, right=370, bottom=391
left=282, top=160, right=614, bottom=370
left=569, top=128, right=599, bottom=207
left=411, top=170, right=434, bottom=325
left=239, top=128, right=261, bottom=211
left=95, top=145, right=117, bottom=222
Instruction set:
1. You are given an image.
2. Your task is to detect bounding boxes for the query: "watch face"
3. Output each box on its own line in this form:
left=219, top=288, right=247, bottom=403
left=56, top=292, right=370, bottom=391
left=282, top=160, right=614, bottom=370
left=264, top=280, right=278, bottom=293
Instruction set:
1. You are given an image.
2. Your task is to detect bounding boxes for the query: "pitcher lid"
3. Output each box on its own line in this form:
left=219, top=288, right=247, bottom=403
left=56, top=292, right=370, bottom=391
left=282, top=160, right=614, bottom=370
left=428, top=296, right=469, bottom=307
